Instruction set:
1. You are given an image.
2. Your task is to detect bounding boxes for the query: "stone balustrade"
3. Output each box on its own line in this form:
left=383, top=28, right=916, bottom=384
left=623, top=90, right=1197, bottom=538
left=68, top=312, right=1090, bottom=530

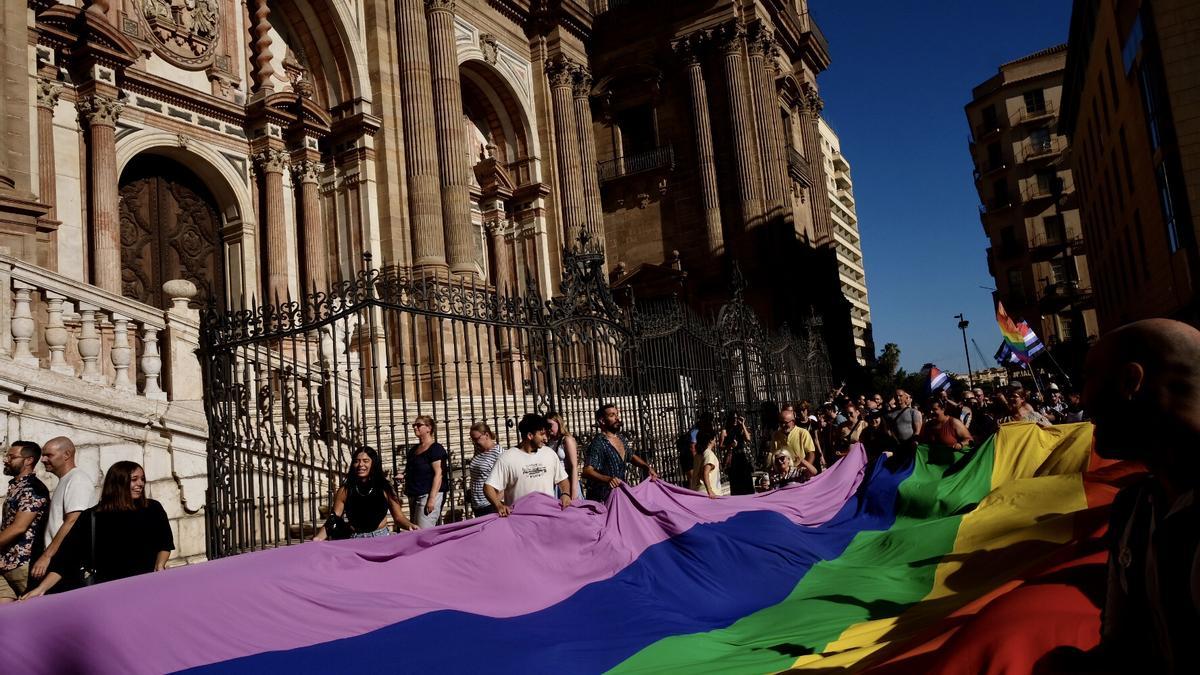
left=0, top=250, right=201, bottom=403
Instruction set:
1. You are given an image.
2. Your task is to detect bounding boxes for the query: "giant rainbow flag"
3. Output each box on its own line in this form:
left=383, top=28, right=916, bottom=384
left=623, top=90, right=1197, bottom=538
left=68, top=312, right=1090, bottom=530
left=0, top=423, right=1140, bottom=674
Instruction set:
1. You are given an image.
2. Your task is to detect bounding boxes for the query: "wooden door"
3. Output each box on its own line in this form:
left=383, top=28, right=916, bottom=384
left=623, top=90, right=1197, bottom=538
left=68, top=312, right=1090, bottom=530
left=118, top=156, right=225, bottom=309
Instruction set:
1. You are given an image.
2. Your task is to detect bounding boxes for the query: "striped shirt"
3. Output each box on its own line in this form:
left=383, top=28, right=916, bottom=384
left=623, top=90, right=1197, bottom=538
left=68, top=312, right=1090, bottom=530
left=468, top=445, right=505, bottom=509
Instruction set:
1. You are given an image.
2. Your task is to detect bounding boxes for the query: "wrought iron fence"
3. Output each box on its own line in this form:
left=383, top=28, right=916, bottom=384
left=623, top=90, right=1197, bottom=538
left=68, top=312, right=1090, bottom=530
left=199, top=236, right=832, bottom=558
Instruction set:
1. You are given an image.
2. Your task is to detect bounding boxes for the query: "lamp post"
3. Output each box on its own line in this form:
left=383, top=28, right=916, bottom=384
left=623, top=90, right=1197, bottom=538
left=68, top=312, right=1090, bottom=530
left=955, top=314, right=974, bottom=387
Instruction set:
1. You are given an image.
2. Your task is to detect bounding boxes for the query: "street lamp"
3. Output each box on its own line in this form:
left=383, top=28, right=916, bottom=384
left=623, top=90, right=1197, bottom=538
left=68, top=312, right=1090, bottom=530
left=955, top=314, right=974, bottom=387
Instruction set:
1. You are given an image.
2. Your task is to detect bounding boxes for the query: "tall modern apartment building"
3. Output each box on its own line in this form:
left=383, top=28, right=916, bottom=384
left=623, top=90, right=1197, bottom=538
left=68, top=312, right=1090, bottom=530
left=1061, top=0, right=1199, bottom=331
left=966, top=45, right=1099, bottom=372
left=818, top=119, right=872, bottom=366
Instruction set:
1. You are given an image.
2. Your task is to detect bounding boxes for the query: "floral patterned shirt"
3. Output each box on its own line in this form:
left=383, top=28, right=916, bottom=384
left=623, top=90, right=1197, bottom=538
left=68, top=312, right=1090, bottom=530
left=1, top=474, right=49, bottom=572
left=584, top=432, right=635, bottom=503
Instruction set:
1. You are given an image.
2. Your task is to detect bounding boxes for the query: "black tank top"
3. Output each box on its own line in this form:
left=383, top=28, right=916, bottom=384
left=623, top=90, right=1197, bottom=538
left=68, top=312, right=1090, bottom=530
left=344, top=482, right=388, bottom=533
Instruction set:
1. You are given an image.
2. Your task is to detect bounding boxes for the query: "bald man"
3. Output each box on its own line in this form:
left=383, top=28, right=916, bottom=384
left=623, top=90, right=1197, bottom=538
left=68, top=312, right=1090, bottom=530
left=1082, top=319, right=1200, bottom=673
left=31, top=437, right=97, bottom=584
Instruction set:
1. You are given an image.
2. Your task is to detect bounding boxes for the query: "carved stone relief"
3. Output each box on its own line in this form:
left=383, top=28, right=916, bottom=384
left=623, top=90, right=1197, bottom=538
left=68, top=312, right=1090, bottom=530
left=139, top=0, right=222, bottom=70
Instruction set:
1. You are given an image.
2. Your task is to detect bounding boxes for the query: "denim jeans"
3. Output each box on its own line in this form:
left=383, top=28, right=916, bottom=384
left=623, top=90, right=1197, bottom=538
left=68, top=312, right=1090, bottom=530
left=350, top=527, right=391, bottom=539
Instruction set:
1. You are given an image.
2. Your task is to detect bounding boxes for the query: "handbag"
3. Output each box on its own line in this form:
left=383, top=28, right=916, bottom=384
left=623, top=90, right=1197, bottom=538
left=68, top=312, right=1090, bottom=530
left=323, top=512, right=354, bottom=540
left=80, top=511, right=98, bottom=587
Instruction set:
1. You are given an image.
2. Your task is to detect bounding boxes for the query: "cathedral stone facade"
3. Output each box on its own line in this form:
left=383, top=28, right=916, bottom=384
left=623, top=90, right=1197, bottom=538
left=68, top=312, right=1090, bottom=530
left=0, top=0, right=851, bottom=562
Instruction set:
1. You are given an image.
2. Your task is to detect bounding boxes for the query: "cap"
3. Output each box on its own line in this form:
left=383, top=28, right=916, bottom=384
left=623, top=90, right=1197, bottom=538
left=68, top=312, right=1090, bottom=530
left=1048, top=383, right=1060, bottom=391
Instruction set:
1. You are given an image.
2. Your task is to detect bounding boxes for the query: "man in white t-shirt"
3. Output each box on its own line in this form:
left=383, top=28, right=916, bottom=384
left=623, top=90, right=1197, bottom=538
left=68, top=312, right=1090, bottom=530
left=31, top=437, right=97, bottom=582
left=484, top=414, right=569, bottom=517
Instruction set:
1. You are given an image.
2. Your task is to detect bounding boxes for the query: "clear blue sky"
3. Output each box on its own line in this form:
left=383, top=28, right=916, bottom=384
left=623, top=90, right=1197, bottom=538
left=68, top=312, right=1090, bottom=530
left=813, top=0, right=1073, bottom=374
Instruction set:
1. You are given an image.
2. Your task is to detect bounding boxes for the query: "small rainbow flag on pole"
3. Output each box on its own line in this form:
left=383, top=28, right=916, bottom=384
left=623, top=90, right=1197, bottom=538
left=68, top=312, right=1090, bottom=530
left=995, top=301, right=1044, bottom=364
left=924, top=363, right=951, bottom=393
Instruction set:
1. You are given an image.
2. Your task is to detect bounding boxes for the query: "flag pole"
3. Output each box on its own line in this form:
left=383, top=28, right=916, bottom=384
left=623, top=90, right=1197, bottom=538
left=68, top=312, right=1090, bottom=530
left=1042, top=347, right=1074, bottom=390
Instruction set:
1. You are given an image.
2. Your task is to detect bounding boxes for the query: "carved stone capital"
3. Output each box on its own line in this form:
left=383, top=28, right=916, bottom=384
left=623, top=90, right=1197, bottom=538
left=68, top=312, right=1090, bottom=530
left=672, top=32, right=707, bottom=66
left=571, top=66, right=593, bottom=98
left=37, top=78, right=63, bottom=110
left=253, top=148, right=290, bottom=174
left=424, top=0, right=455, bottom=14
left=75, top=94, right=124, bottom=127
left=292, top=160, right=324, bottom=184
left=545, top=56, right=577, bottom=88
left=713, top=21, right=746, bottom=55
left=802, top=84, right=824, bottom=114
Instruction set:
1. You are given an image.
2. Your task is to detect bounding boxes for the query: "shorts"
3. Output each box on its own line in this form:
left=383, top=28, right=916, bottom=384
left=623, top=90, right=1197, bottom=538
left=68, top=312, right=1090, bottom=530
left=0, top=565, right=30, bottom=601
left=350, top=527, right=391, bottom=539
left=410, top=492, right=445, bottom=529
left=472, top=503, right=497, bottom=518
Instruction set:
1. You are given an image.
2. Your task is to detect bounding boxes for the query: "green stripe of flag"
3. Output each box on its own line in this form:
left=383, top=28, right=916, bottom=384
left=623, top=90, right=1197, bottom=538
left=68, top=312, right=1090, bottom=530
left=610, top=440, right=997, bottom=674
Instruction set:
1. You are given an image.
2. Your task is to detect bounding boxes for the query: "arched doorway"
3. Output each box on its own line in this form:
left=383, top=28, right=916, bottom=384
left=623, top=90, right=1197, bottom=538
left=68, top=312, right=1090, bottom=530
left=118, top=155, right=225, bottom=309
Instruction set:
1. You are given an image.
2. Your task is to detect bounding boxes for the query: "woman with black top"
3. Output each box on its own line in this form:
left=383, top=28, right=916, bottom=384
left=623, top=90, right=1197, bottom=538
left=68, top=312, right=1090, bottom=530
left=314, top=446, right=416, bottom=540
left=21, top=461, right=172, bottom=599
left=403, top=415, right=449, bottom=528
left=721, top=411, right=755, bottom=495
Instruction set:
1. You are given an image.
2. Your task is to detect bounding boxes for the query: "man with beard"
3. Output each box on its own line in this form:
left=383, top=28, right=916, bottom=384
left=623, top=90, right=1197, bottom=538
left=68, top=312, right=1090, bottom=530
left=582, top=404, right=657, bottom=503
left=0, top=441, right=49, bottom=602
left=1083, top=319, right=1200, bottom=673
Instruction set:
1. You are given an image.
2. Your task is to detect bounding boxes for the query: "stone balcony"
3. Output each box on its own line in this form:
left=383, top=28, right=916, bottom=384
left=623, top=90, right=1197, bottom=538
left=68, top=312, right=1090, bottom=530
left=0, top=251, right=209, bottom=564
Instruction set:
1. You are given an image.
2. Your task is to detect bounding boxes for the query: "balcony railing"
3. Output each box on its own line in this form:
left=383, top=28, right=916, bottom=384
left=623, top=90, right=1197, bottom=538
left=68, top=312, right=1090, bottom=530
left=975, top=122, right=1004, bottom=141
left=1013, top=101, right=1057, bottom=124
left=974, top=158, right=1009, bottom=180
left=787, top=146, right=812, bottom=186
left=0, top=252, right=202, bottom=403
left=979, top=196, right=1018, bottom=215
left=1021, top=135, right=1067, bottom=162
left=1039, top=280, right=1094, bottom=311
left=597, top=145, right=674, bottom=182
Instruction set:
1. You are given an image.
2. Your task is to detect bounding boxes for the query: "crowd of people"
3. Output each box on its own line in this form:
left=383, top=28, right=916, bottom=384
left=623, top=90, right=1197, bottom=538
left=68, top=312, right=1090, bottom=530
left=674, top=377, right=1090, bottom=496
left=2, top=319, right=1193, bottom=671
left=0, top=437, right=173, bottom=603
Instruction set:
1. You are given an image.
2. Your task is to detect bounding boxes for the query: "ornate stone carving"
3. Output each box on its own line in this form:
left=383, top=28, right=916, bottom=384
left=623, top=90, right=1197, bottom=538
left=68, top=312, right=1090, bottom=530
left=545, top=56, right=577, bottom=88
left=253, top=149, right=290, bottom=174
left=672, top=32, right=707, bottom=65
left=802, top=83, right=825, bottom=115
left=713, top=21, right=746, bottom=55
left=571, top=66, right=592, bottom=99
left=139, top=0, right=222, bottom=70
left=76, top=95, right=124, bottom=126
left=291, top=160, right=324, bottom=184
left=424, top=0, right=455, bottom=13
left=250, top=0, right=274, bottom=92
left=36, top=78, right=62, bottom=110
left=480, top=34, right=499, bottom=65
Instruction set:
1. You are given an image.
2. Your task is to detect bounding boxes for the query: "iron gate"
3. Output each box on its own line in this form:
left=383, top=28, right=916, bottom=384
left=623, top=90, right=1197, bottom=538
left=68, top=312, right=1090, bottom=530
left=200, top=239, right=833, bottom=558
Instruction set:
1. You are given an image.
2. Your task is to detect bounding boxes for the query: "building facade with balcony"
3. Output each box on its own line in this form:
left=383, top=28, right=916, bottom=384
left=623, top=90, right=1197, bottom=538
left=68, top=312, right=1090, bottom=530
left=1060, top=0, right=1199, bottom=332
left=966, top=44, right=1098, bottom=369
left=0, top=1, right=851, bottom=561
left=592, top=1, right=860, bottom=377
left=817, top=118, right=872, bottom=366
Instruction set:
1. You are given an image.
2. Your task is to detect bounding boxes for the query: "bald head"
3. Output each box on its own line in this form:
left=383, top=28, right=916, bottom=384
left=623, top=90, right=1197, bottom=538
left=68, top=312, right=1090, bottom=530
left=1083, top=319, right=1200, bottom=464
left=41, top=436, right=77, bottom=478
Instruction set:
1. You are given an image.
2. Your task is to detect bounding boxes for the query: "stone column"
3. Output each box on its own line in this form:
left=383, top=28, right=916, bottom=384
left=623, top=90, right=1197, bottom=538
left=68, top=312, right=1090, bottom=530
left=799, top=85, right=833, bottom=243
left=397, top=0, right=445, bottom=269
left=255, top=149, right=290, bottom=299
left=547, top=57, right=587, bottom=246
left=426, top=0, right=475, bottom=276
left=674, top=34, right=723, bottom=255
left=293, top=160, right=327, bottom=293
left=36, top=78, right=62, bottom=222
left=572, top=67, right=604, bottom=244
left=0, top=0, right=33, bottom=192
left=486, top=218, right=515, bottom=294
left=714, top=22, right=763, bottom=231
left=76, top=94, right=124, bottom=294
left=748, top=28, right=787, bottom=218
